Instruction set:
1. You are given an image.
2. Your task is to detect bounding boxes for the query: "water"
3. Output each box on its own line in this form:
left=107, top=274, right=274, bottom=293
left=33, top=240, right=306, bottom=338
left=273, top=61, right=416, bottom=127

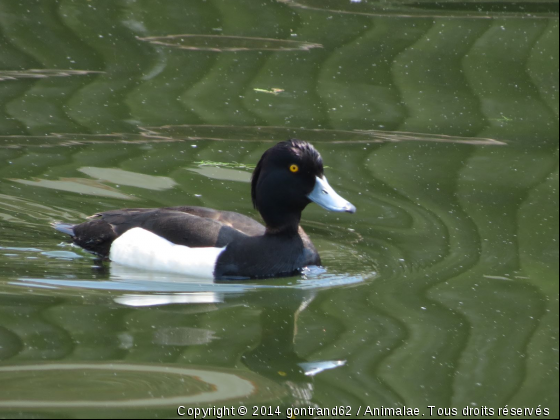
left=0, top=0, right=558, bottom=417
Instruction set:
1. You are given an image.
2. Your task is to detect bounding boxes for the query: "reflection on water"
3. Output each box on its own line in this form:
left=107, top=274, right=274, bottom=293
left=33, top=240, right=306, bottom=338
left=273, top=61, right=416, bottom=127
left=144, top=125, right=505, bottom=145
left=115, top=293, right=224, bottom=307
left=137, top=34, right=323, bottom=52
left=279, top=0, right=559, bottom=18
left=0, top=0, right=558, bottom=417
left=16, top=264, right=367, bottom=294
left=0, top=69, right=103, bottom=82
left=78, top=167, right=177, bottom=190
left=0, top=126, right=504, bottom=149
left=0, top=363, right=284, bottom=408
left=11, top=177, right=136, bottom=200
left=187, top=165, right=251, bottom=183
left=0, top=273, right=352, bottom=413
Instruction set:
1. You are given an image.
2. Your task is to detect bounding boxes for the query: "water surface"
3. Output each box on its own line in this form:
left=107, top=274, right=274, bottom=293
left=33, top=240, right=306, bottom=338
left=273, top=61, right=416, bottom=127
left=0, top=0, right=558, bottom=417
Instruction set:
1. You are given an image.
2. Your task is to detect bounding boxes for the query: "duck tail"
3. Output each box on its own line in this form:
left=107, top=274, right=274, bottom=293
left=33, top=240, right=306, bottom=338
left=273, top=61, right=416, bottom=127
left=51, top=222, right=76, bottom=237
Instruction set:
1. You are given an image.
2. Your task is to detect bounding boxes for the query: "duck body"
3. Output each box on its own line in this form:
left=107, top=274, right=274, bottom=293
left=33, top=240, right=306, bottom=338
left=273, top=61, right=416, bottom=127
left=63, top=205, right=319, bottom=279
left=54, top=140, right=355, bottom=280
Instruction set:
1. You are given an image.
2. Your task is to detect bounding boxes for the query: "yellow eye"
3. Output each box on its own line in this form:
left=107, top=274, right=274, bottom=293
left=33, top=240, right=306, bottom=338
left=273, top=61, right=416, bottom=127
left=289, top=164, right=299, bottom=173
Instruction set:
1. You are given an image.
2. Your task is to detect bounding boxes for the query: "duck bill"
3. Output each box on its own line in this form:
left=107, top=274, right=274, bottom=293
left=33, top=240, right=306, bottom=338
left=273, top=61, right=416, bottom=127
left=307, top=176, right=356, bottom=213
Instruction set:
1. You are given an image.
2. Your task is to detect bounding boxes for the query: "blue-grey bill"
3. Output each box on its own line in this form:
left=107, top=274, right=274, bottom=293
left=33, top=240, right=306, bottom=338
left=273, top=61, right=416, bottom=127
left=307, top=176, right=356, bottom=213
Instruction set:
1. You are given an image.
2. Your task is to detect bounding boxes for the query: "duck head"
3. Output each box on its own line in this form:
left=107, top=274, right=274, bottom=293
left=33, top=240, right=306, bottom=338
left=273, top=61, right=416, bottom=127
left=251, top=139, right=356, bottom=231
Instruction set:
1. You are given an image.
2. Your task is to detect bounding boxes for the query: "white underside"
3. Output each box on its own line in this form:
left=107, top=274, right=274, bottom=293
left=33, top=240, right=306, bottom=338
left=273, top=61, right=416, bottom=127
left=109, top=228, right=226, bottom=279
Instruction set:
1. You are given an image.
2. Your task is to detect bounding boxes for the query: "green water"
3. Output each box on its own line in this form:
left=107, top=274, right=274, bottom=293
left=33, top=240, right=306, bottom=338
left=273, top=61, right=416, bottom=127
left=0, top=0, right=558, bottom=418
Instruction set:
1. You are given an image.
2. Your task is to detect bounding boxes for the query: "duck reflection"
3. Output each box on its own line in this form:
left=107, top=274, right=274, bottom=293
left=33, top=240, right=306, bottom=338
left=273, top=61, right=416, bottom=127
left=111, top=283, right=345, bottom=406
left=113, top=285, right=345, bottom=407
left=240, top=289, right=346, bottom=407
left=0, top=274, right=349, bottom=410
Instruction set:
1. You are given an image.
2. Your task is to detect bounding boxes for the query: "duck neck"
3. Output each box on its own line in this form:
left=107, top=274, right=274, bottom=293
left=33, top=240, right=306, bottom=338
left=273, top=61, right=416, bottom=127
left=262, top=210, right=302, bottom=236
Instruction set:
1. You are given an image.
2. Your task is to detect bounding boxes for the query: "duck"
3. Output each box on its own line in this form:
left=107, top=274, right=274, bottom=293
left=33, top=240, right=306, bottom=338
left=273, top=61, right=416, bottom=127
left=53, top=139, right=356, bottom=280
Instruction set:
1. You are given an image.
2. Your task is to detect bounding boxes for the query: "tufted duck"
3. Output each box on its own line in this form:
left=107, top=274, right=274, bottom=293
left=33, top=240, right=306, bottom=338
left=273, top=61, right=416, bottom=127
left=53, top=139, right=356, bottom=279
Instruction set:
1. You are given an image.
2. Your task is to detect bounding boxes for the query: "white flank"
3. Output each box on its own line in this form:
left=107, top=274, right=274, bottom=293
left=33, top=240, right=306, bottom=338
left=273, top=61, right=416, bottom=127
left=109, top=228, right=225, bottom=278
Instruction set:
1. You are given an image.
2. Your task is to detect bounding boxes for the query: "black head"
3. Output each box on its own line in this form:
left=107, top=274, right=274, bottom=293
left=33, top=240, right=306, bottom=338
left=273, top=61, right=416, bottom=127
left=251, top=139, right=354, bottom=232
